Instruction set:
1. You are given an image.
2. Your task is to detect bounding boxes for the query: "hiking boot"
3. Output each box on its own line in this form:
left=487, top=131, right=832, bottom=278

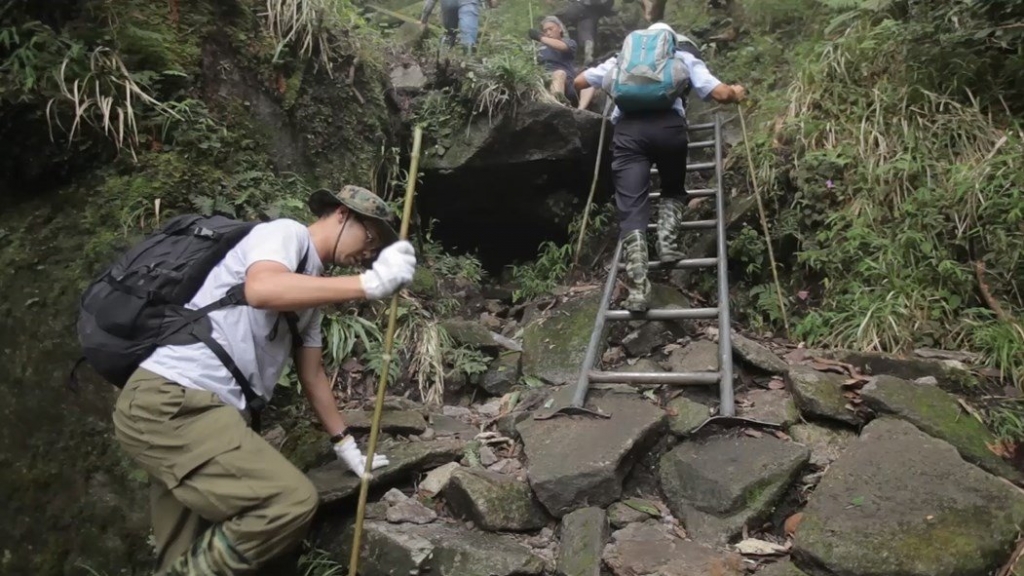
left=583, top=40, right=595, bottom=66
left=656, top=197, right=686, bottom=262
left=621, top=229, right=651, bottom=312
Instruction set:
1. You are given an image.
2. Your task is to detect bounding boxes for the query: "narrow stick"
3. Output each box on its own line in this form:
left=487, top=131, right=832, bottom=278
left=347, top=125, right=424, bottom=576
left=738, top=107, right=791, bottom=338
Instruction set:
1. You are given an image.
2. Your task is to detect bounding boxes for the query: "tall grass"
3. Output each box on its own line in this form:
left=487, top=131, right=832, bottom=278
left=735, top=1, right=1024, bottom=387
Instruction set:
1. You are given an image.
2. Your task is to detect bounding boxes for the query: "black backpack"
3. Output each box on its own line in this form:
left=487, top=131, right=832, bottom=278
left=72, top=213, right=307, bottom=431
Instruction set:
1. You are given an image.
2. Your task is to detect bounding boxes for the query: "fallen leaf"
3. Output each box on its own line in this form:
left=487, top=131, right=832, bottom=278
left=774, top=430, right=792, bottom=441
left=956, top=398, right=986, bottom=424
left=672, top=526, right=689, bottom=540
left=783, top=348, right=809, bottom=364
left=734, top=538, right=790, bottom=556
left=623, top=498, right=661, bottom=517
left=926, top=515, right=934, bottom=521
left=743, top=428, right=763, bottom=438
left=768, top=378, right=786, bottom=390
left=784, top=512, right=803, bottom=536
left=988, top=440, right=1016, bottom=459
left=797, top=290, right=810, bottom=301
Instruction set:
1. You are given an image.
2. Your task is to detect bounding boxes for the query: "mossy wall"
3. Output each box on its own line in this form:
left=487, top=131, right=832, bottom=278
left=0, top=1, right=397, bottom=573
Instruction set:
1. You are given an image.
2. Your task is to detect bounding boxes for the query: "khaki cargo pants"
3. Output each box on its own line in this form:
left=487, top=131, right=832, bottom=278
left=113, top=368, right=319, bottom=575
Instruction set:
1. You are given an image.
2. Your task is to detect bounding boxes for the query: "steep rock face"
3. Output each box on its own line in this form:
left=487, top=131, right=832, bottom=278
left=0, top=4, right=398, bottom=575
left=417, top=102, right=611, bottom=270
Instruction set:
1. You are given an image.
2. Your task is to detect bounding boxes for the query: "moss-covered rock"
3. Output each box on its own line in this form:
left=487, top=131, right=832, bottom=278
left=444, top=468, right=549, bottom=532
left=522, top=291, right=602, bottom=385
left=666, top=395, right=712, bottom=436
left=794, top=418, right=1024, bottom=576
left=479, top=351, right=522, bottom=396
left=409, top=266, right=440, bottom=298
left=861, top=375, right=1020, bottom=482
left=786, top=365, right=863, bottom=426
left=556, top=507, right=609, bottom=576
left=659, top=435, right=809, bottom=544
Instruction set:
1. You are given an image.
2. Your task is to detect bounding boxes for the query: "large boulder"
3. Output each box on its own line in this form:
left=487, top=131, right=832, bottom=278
left=517, top=393, right=666, bottom=517
left=659, top=435, right=810, bottom=544
left=823, top=349, right=980, bottom=391
left=522, top=292, right=602, bottom=386
left=794, top=418, right=1024, bottom=576
left=422, top=101, right=604, bottom=171
left=861, top=375, right=1020, bottom=481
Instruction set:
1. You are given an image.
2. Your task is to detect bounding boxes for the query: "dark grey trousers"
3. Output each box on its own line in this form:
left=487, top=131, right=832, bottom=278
left=610, top=110, right=689, bottom=238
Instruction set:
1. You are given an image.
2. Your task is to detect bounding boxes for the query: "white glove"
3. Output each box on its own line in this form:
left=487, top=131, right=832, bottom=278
left=359, top=240, right=416, bottom=300
left=333, top=435, right=390, bottom=479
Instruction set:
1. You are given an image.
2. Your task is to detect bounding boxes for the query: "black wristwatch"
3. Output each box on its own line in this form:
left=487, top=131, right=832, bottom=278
left=330, top=432, right=348, bottom=444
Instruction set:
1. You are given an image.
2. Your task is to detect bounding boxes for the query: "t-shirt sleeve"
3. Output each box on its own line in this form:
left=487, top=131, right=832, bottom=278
left=301, top=308, right=323, bottom=348
left=679, top=52, right=723, bottom=101
left=583, top=56, right=616, bottom=88
left=564, top=37, right=577, bottom=56
left=241, top=219, right=310, bottom=274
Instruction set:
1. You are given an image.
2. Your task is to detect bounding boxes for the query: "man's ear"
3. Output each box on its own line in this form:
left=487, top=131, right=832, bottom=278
left=335, top=205, right=350, bottom=223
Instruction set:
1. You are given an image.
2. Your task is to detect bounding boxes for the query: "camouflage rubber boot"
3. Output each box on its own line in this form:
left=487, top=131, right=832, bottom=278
left=621, top=230, right=651, bottom=312
left=656, top=197, right=686, bottom=262
left=156, top=525, right=252, bottom=576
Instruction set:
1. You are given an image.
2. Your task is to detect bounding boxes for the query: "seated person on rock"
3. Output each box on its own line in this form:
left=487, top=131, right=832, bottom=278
left=573, top=23, right=746, bottom=311
left=553, top=0, right=617, bottom=66
left=112, top=186, right=416, bottom=575
left=529, top=15, right=595, bottom=109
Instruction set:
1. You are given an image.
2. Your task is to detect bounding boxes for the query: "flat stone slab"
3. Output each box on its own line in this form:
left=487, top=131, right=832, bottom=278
left=341, top=410, right=428, bottom=435
left=789, top=423, right=855, bottom=468
left=518, top=393, right=666, bottom=517
left=794, top=418, right=1024, bottom=576
left=861, top=374, right=1020, bottom=481
left=428, top=413, right=478, bottom=439
left=479, top=351, right=522, bottom=396
left=786, top=365, right=863, bottom=426
left=732, top=331, right=789, bottom=374
left=522, top=292, right=601, bottom=385
left=602, top=521, right=745, bottom=576
left=737, top=388, right=799, bottom=427
left=308, top=438, right=465, bottom=505
left=660, top=339, right=719, bottom=373
left=557, top=507, right=608, bottom=576
left=666, top=395, right=712, bottom=436
left=444, top=468, right=549, bottom=532
left=659, top=435, right=810, bottom=544
left=342, top=520, right=545, bottom=576
left=826, top=349, right=980, bottom=390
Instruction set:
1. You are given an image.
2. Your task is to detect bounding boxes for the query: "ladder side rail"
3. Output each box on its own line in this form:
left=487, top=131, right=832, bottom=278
left=713, top=113, right=736, bottom=417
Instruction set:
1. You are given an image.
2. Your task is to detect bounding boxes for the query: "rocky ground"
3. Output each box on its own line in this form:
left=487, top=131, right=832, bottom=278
left=277, top=283, right=1024, bottom=576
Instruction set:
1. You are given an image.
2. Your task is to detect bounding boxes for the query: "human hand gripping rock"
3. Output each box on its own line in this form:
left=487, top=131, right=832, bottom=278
left=333, top=435, right=389, bottom=480
left=359, top=240, right=416, bottom=300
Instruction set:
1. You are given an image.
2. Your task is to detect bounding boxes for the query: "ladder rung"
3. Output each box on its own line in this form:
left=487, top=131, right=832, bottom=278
left=650, top=161, right=715, bottom=175
left=688, top=122, right=716, bottom=131
left=616, top=258, right=715, bottom=270
left=650, top=188, right=716, bottom=199
left=689, top=140, right=715, bottom=150
left=605, top=307, right=719, bottom=321
left=588, top=370, right=720, bottom=385
left=647, top=220, right=717, bottom=231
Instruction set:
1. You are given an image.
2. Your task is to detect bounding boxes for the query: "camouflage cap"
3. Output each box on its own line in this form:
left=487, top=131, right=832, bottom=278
left=308, top=185, right=399, bottom=249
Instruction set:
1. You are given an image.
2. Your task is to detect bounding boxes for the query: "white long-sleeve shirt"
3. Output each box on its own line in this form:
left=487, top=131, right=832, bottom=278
left=582, top=50, right=724, bottom=124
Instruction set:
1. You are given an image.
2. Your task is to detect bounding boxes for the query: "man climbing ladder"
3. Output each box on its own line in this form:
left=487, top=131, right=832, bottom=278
left=573, top=22, right=746, bottom=311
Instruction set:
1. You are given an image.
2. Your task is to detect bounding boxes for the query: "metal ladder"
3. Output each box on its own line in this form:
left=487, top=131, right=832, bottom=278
left=535, top=113, right=735, bottom=421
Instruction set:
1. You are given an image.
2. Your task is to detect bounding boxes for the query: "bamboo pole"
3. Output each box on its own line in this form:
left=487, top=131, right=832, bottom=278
left=347, top=125, right=424, bottom=576
left=738, top=106, right=791, bottom=338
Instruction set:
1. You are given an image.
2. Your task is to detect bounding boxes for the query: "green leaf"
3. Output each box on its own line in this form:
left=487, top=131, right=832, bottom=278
left=623, top=498, right=660, bottom=517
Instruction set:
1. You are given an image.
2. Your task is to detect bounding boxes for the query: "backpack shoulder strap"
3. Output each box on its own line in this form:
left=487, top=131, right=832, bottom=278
left=283, top=242, right=311, bottom=350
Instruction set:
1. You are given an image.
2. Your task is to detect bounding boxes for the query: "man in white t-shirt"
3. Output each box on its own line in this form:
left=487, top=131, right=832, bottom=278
left=573, top=22, right=746, bottom=311
left=112, top=185, right=416, bottom=575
